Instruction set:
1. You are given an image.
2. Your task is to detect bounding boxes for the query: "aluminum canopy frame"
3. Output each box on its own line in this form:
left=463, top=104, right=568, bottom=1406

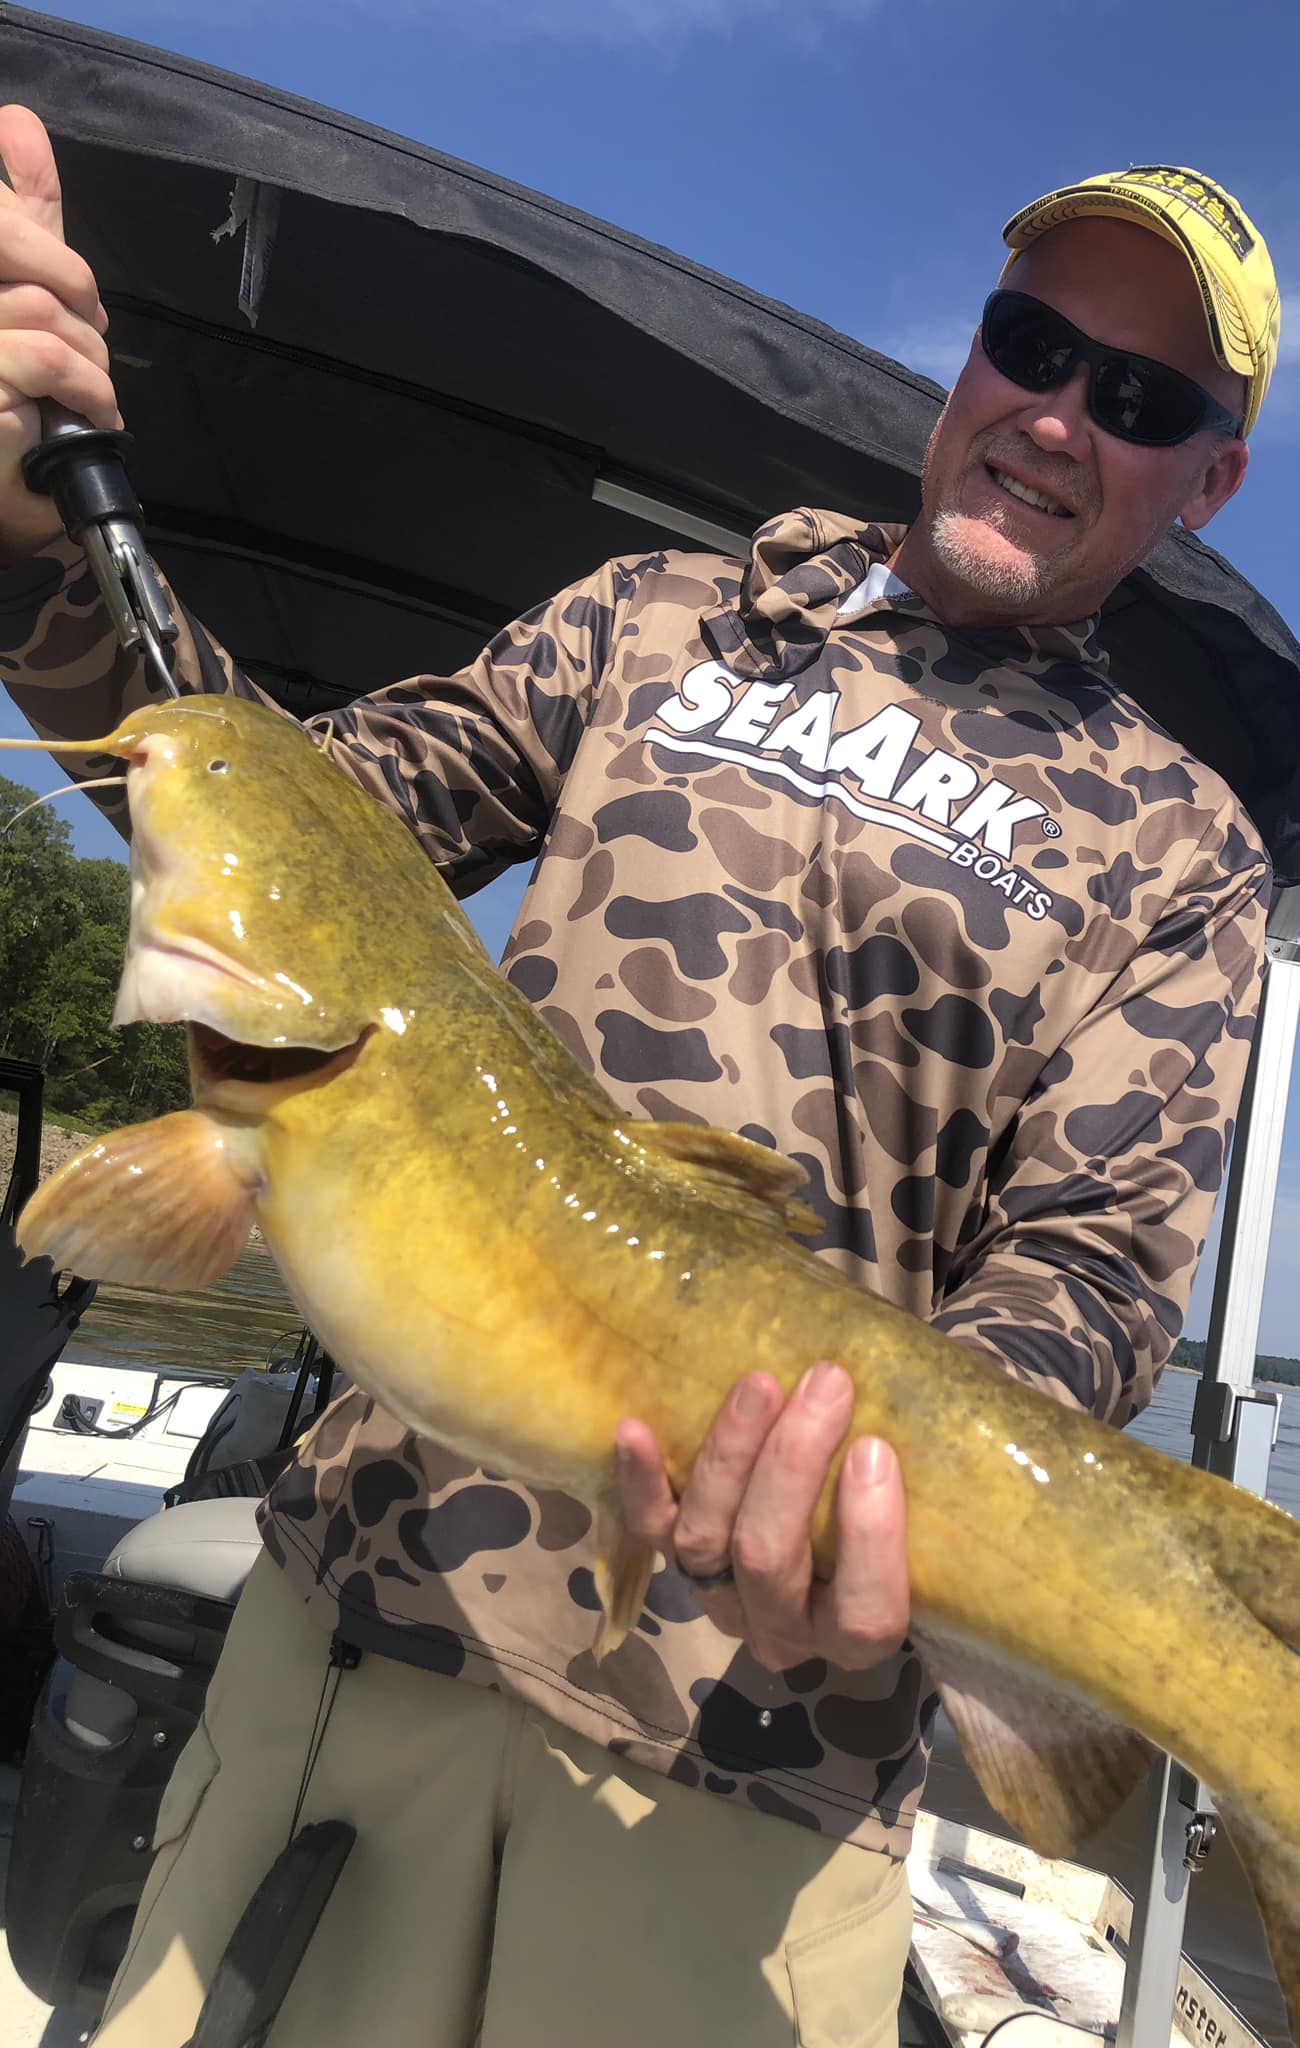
left=0, top=8, right=1296, bottom=2041
left=1119, top=886, right=1300, bottom=2048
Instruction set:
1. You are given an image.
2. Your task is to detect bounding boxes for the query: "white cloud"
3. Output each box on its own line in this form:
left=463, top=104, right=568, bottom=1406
left=488, top=0, right=877, bottom=35
left=1251, top=286, right=1300, bottom=446
left=867, top=314, right=974, bottom=392
left=74, top=0, right=882, bottom=43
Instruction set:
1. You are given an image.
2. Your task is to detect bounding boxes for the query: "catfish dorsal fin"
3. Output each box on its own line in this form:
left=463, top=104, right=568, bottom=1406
left=919, top=1632, right=1153, bottom=1859
left=18, top=1110, right=258, bottom=1289
left=626, top=1122, right=821, bottom=1237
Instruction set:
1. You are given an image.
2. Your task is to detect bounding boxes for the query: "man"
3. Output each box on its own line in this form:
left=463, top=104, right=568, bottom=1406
left=0, top=109, right=1282, bottom=2046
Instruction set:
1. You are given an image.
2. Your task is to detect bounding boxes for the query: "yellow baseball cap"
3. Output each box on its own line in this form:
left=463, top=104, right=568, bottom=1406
left=1001, top=166, right=1281, bottom=436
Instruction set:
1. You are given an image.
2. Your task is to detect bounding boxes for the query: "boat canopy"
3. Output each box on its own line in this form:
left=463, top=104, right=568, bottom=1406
left=1, top=4, right=1298, bottom=877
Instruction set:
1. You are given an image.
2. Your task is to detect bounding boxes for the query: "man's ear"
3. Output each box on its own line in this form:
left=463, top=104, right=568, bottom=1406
left=1179, top=438, right=1249, bottom=532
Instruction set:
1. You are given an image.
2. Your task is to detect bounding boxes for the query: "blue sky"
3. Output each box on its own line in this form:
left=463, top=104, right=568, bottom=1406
left=4, top=0, right=1299, bottom=1348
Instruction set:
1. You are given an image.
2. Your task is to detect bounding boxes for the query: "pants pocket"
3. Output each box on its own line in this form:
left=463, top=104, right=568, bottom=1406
left=786, top=1860, right=913, bottom=2048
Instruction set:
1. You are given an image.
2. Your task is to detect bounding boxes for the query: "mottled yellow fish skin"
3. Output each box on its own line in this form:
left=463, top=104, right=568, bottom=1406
left=13, top=695, right=1300, bottom=2033
left=253, top=1002, right=1297, bottom=1805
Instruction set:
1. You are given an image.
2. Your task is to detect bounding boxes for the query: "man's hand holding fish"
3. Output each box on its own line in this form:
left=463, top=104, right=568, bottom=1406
left=2, top=105, right=1297, bottom=2048
left=618, top=1365, right=912, bottom=1675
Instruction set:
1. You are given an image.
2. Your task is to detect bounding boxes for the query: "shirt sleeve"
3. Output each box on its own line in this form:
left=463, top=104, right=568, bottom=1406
left=929, top=807, right=1270, bottom=1426
left=0, top=537, right=637, bottom=890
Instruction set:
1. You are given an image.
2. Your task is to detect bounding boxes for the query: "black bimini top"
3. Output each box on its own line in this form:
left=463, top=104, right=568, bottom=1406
left=2, top=3, right=1298, bottom=876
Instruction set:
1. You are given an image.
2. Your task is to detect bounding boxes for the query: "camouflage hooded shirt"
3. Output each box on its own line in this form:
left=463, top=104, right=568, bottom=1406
left=1, top=508, right=1268, bottom=1854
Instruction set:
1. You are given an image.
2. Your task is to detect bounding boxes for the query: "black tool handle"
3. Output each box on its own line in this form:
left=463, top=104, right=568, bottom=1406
left=22, top=401, right=141, bottom=540
left=20, top=402, right=180, bottom=692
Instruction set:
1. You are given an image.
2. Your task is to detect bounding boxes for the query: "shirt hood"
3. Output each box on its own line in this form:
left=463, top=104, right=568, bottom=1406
left=702, top=506, right=1110, bottom=684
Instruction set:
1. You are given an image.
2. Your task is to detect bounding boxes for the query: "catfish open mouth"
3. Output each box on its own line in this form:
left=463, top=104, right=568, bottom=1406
left=188, top=1020, right=375, bottom=1091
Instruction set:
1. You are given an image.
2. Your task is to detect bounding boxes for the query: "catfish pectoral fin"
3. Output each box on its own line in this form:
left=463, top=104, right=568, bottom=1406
left=924, top=1637, right=1152, bottom=1858
left=1217, top=1795, right=1300, bottom=2046
left=18, top=1110, right=257, bottom=1290
left=591, top=1487, right=656, bottom=1662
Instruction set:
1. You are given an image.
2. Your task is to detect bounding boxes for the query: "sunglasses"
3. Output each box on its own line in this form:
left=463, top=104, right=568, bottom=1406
left=980, top=290, right=1242, bottom=448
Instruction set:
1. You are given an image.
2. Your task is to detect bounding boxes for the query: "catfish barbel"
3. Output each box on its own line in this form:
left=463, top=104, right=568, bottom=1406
left=8, top=697, right=1300, bottom=2035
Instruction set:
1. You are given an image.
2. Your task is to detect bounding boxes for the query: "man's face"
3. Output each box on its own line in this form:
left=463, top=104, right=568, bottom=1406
left=903, top=218, right=1248, bottom=626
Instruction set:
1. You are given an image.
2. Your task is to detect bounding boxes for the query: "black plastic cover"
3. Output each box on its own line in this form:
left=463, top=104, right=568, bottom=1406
left=0, top=6, right=1297, bottom=876
left=6, top=1573, right=237, bottom=2011
left=0, top=1057, right=95, bottom=1474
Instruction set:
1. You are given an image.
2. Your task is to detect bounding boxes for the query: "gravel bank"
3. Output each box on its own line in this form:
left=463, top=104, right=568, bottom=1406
left=0, top=1107, right=96, bottom=1194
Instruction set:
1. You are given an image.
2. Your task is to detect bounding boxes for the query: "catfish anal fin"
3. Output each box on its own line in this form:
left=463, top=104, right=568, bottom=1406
left=921, top=1634, right=1153, bottom=1859
left=592, top=1488, right=656, bottom=1662
left=19, top=1110, right=257, bottom=1290
left=1217, top=1796, right=1300, bottom=2048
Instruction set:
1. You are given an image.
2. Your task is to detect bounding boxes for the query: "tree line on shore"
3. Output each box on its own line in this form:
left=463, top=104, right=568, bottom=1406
left=0, top=772, right=189, bottom=1129
left=1170, top=1338, right=1300, bottom=1387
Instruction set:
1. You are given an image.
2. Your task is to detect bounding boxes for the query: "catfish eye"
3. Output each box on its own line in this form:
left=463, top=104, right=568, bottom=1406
left=209, top=759, right=229, bottom=774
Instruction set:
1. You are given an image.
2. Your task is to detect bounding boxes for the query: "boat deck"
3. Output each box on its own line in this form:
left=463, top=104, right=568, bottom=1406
left=12, top=1360, right=230, bottom=1593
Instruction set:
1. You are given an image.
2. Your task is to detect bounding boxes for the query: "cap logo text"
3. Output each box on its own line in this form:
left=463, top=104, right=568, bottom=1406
left=1126, top=166, right=1254, bottom=262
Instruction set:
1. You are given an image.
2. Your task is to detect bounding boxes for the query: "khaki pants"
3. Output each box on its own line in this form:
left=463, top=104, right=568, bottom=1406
left=95, top=1555, right=913, bottom=2048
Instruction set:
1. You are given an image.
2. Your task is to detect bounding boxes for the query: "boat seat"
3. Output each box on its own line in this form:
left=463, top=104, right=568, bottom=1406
left=105, top=1495, right=265, bottom=1601
left=5, top=1496, right=262, bottom=2014
left=61, top=1498, right=263, bottom=1745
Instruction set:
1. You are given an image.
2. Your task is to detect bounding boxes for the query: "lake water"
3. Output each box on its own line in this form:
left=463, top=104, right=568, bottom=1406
left=65, top=1238, right=299, bottom=1379
left=61, top=1259, right=1296, bottom=2044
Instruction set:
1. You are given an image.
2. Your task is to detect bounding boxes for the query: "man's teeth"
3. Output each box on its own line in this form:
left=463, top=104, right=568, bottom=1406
left=991, top=469, right=1069, bottom=517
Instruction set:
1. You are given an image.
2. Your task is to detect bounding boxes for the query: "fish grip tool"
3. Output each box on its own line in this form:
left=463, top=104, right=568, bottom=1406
left=22, top=403, right=180, bottom=698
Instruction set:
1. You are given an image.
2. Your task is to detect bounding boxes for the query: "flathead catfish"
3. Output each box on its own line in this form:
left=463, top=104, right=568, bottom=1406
left=9, top=696, right=1300, bottom=2028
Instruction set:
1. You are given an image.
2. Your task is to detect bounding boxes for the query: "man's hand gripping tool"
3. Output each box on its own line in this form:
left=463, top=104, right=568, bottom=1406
left=22, top=404, right=180, bottom=698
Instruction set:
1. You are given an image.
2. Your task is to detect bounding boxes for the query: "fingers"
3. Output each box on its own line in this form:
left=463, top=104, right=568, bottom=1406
left=671, top=1372, right=784, bottom=1580
left=0, top=105, right=65, bottom=240
left=727, top=1361, right=854, bottom=1668
left=0, top=201, right=102, bottom=328
left=614, top=1418, right=678, bottom=1554
left=618, top=1377, right=784, bottom=1642
left=0, top=282, right=110, bottom=371
left=0, top=106, right=106, bottom=335
left=616, top=1368, right=910, bottom=1676
left=0, top=327, right=120, bottom=430
left=613, top=1416, right=745, bottom=1640
left=810, top=1436, right=909, bottom=1667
